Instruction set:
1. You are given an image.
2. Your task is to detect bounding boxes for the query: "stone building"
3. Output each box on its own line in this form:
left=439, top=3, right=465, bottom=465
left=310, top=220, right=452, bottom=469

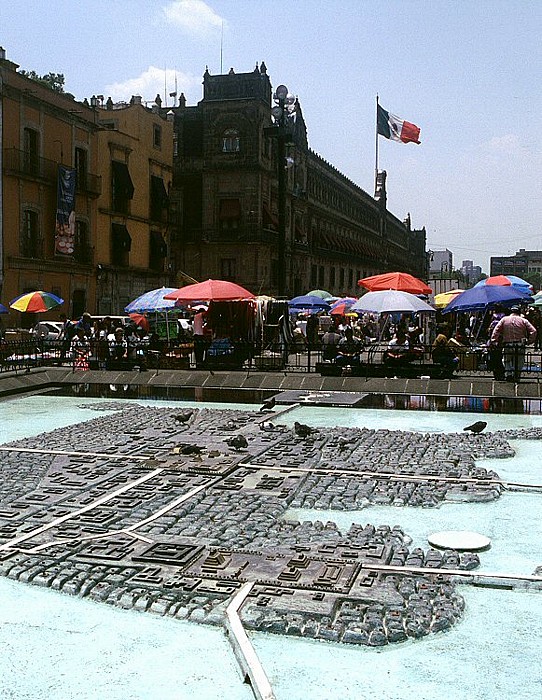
left=168, top=63, right=427, bottom=298
left=0, top=48, right=101, bottom=325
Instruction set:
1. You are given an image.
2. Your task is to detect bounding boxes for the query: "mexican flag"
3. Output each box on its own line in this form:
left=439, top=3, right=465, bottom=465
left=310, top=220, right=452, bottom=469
left=377, top=104, right=421, bottom=144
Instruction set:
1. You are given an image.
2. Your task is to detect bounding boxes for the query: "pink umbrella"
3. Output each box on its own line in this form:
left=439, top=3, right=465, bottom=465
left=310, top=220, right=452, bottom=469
left=164, top=279, right=255, bottom=303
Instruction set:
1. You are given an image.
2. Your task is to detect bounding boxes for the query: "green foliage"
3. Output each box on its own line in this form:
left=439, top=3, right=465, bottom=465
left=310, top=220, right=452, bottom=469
left=524, top=271, right=541, bottom=291
left=19, top=69, right=65, bottom=93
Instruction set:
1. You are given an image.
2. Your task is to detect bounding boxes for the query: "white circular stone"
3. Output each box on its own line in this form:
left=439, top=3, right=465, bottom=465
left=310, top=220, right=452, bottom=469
left=428, top=530, right=491, bottom=552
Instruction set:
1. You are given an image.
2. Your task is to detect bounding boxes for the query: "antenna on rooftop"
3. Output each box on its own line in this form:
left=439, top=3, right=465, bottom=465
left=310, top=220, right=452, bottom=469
left=220, top=21, right=224, bottom=73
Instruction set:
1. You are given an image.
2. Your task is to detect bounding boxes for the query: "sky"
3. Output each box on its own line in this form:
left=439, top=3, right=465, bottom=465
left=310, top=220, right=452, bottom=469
left=2, top=0, right=541, bottom=274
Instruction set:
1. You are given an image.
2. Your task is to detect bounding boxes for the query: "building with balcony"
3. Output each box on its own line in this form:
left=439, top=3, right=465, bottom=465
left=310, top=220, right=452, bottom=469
left=167, top=64, right=427, bottom=298
left=0, top=48, right=101, bottom=324
left=92, top=95, right=173, bottom=315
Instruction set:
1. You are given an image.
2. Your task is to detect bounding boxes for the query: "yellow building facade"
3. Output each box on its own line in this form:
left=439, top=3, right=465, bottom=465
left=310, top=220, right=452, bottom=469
left=1, top=48, right=174, bottom=327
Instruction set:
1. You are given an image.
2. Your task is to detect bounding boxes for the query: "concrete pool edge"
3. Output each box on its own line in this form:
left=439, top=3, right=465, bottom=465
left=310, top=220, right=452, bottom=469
left=1, top=366, right=542, bottom=406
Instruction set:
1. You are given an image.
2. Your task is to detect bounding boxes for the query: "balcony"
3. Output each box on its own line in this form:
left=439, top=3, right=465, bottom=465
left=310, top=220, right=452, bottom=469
left=4, top=147, right=56, bottom=182
left=4, top=148, right=101, bottom=196
left=76, top=171, right=102, bottom=198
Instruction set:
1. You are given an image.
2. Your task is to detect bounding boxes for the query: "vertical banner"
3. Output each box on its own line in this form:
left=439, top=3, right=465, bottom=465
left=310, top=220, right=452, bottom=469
left=55, top=165, right=76, bottom=255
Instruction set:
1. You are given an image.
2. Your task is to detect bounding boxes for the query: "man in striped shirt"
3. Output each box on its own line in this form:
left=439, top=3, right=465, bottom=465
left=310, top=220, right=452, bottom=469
left=490, top=306, right=537, bottom=382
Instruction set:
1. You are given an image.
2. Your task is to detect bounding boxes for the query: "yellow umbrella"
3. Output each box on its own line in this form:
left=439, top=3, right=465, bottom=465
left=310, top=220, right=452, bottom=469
left=434, top=289, right=465, bottom=308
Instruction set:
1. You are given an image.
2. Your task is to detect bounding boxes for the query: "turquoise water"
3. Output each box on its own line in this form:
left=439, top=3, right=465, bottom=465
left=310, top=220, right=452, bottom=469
left=0, top=396, right=541, bottom=700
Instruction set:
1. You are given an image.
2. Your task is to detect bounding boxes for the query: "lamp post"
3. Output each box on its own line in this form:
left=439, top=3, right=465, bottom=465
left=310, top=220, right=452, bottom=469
left=267, top=84, right=295, bottom=297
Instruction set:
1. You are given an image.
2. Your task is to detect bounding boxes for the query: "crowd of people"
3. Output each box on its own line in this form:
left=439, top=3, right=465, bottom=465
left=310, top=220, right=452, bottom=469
left=6, top=298, right=540, bottom=382
left=58, top=313, right=158, bottom=370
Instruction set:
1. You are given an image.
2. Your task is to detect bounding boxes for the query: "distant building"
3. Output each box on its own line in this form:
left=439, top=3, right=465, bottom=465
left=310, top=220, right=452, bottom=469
left=167, top=64, right=428, bottom=298
left=429, top=249, right=453, bottom=274
left=491, top=249, right=542, bottom=278
left=459, top=260, right=482, bottom=285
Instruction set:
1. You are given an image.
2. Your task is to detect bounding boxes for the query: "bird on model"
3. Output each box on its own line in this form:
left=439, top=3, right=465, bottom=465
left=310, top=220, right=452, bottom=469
left=226, top=434, right=249, bottom=451
left=174, top=443, right=203, bottom=455
left=463, top=421, right=487, bottom=434
left=174, top=409, right=194, bottom=424
left=294, top=421, right=317, bottom=438
left=259, top=397, right=276, bottom=412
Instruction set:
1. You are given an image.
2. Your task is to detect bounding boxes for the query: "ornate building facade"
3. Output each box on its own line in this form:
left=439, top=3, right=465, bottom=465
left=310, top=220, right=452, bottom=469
left=168, top=64, right=427, bottom=298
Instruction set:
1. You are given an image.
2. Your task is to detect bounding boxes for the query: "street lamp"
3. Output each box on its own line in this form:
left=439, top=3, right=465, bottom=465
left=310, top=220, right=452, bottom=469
left=266, top=84, right=296, bottom=297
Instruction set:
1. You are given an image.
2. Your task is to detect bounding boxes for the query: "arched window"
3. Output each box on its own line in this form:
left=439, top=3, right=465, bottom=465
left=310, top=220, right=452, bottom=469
left=222, top=128, right=240, bottom=153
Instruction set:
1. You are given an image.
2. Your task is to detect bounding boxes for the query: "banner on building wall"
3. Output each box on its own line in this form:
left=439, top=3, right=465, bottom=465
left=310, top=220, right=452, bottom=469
left=54, top=165, right=77, bottom=255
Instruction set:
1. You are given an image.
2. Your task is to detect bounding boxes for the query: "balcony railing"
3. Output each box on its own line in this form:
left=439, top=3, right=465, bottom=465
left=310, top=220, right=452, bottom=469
left=76, top=171, right=102, bottom=197
left=4, top=148, right=56, bottom=181
left=4, top=148, right=101, bottom=195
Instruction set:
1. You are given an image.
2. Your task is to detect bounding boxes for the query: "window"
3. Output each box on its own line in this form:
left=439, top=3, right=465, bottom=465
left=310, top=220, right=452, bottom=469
left=153, top=124, right=162, bottom=149
left=111, top=223, right=131, bottom=267
left=72, top=289, right=86, bottom=320
left=222, top=128, right=240, bottom=153
left=310, top=264, right=317, bottom=288
left=21, top=209, right=42, bottom=258
left=318, top=266, right=325, bottom=287
left=75, top=148, right=88, bottom=191
left=150, top=176, right=169, bottom=222
left=74, top=220, right=92, bottom=264
left=329, top=267, right=336, bottom=288
left=220, top=258, right=237, bottom=280
left=219, top=199, right=241, bottom=231
left=150, top=231, right=167, bottom=271
left=23, top=127, right=40, bottom=176
left=111, top=161, right=134, bottom=214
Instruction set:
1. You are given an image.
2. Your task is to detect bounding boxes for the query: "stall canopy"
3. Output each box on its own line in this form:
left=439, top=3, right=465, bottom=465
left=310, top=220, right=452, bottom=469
left=358, top=272, right=432, bottom=295
left=164, top=279, right=255, bottom=303
left=442, top=285, right=532, bottom=313
left=351, top=290, right=435, bottom=315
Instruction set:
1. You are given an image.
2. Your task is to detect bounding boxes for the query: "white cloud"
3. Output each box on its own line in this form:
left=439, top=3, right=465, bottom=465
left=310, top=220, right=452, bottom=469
left=105, top=66, right=199, bottom=104
left=163, top=0, right=224, bottom=36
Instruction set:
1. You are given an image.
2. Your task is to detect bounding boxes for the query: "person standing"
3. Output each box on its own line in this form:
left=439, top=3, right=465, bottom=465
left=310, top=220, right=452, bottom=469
left=193, top=307, right=208, bottom=368
left=490, top=306, right=536, bottom=382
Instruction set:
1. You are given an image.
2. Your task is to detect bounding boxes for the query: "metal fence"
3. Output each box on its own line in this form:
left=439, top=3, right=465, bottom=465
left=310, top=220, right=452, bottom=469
left=1, top=337, right=541, bottom=380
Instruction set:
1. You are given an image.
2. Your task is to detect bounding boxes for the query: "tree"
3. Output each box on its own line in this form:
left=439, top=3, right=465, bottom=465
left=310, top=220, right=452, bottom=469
left=19, top=70, right=65, bottom=93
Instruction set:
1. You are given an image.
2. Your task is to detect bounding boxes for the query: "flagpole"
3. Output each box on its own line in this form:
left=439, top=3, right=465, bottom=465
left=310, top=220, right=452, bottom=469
left=375, top=94, right=379, bottom=196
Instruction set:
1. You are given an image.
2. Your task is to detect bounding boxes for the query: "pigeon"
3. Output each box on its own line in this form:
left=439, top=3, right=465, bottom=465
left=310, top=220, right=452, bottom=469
left=226, top=434, right=248, bottom=451
left=294, top=421, right=316, bottom=438
left=174, top=409, right=194, bottom=424
left=174, top=443, right=203, bottom=456
left=463, top=421, right=487, bottom=434
left=259, top=421, right=275, bottom=432
left=259, top=397, right=276, bottom=412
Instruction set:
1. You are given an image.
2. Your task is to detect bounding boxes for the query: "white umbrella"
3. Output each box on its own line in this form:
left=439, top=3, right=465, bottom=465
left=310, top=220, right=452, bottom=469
left=351, top=290, right=435, bottom=315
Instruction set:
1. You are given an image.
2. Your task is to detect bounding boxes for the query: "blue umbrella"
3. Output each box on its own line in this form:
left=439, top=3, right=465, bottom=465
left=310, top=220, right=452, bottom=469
left=124, top=287, right=178, bottom=313
left=474, top=275, right=532, bottom=292
left=0, top=303, right=8, bottom=314
left=288, top=294, right=331, bottom=312
left=442, top=285, right=532, bottom=313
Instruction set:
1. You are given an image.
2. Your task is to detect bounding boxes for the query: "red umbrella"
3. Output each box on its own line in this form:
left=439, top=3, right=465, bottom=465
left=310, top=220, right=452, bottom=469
left=164, top=279, right=255, bottom=303
left=358, top=272, right=432, bottom=295
left=129, top=313, right=150, bottom=331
